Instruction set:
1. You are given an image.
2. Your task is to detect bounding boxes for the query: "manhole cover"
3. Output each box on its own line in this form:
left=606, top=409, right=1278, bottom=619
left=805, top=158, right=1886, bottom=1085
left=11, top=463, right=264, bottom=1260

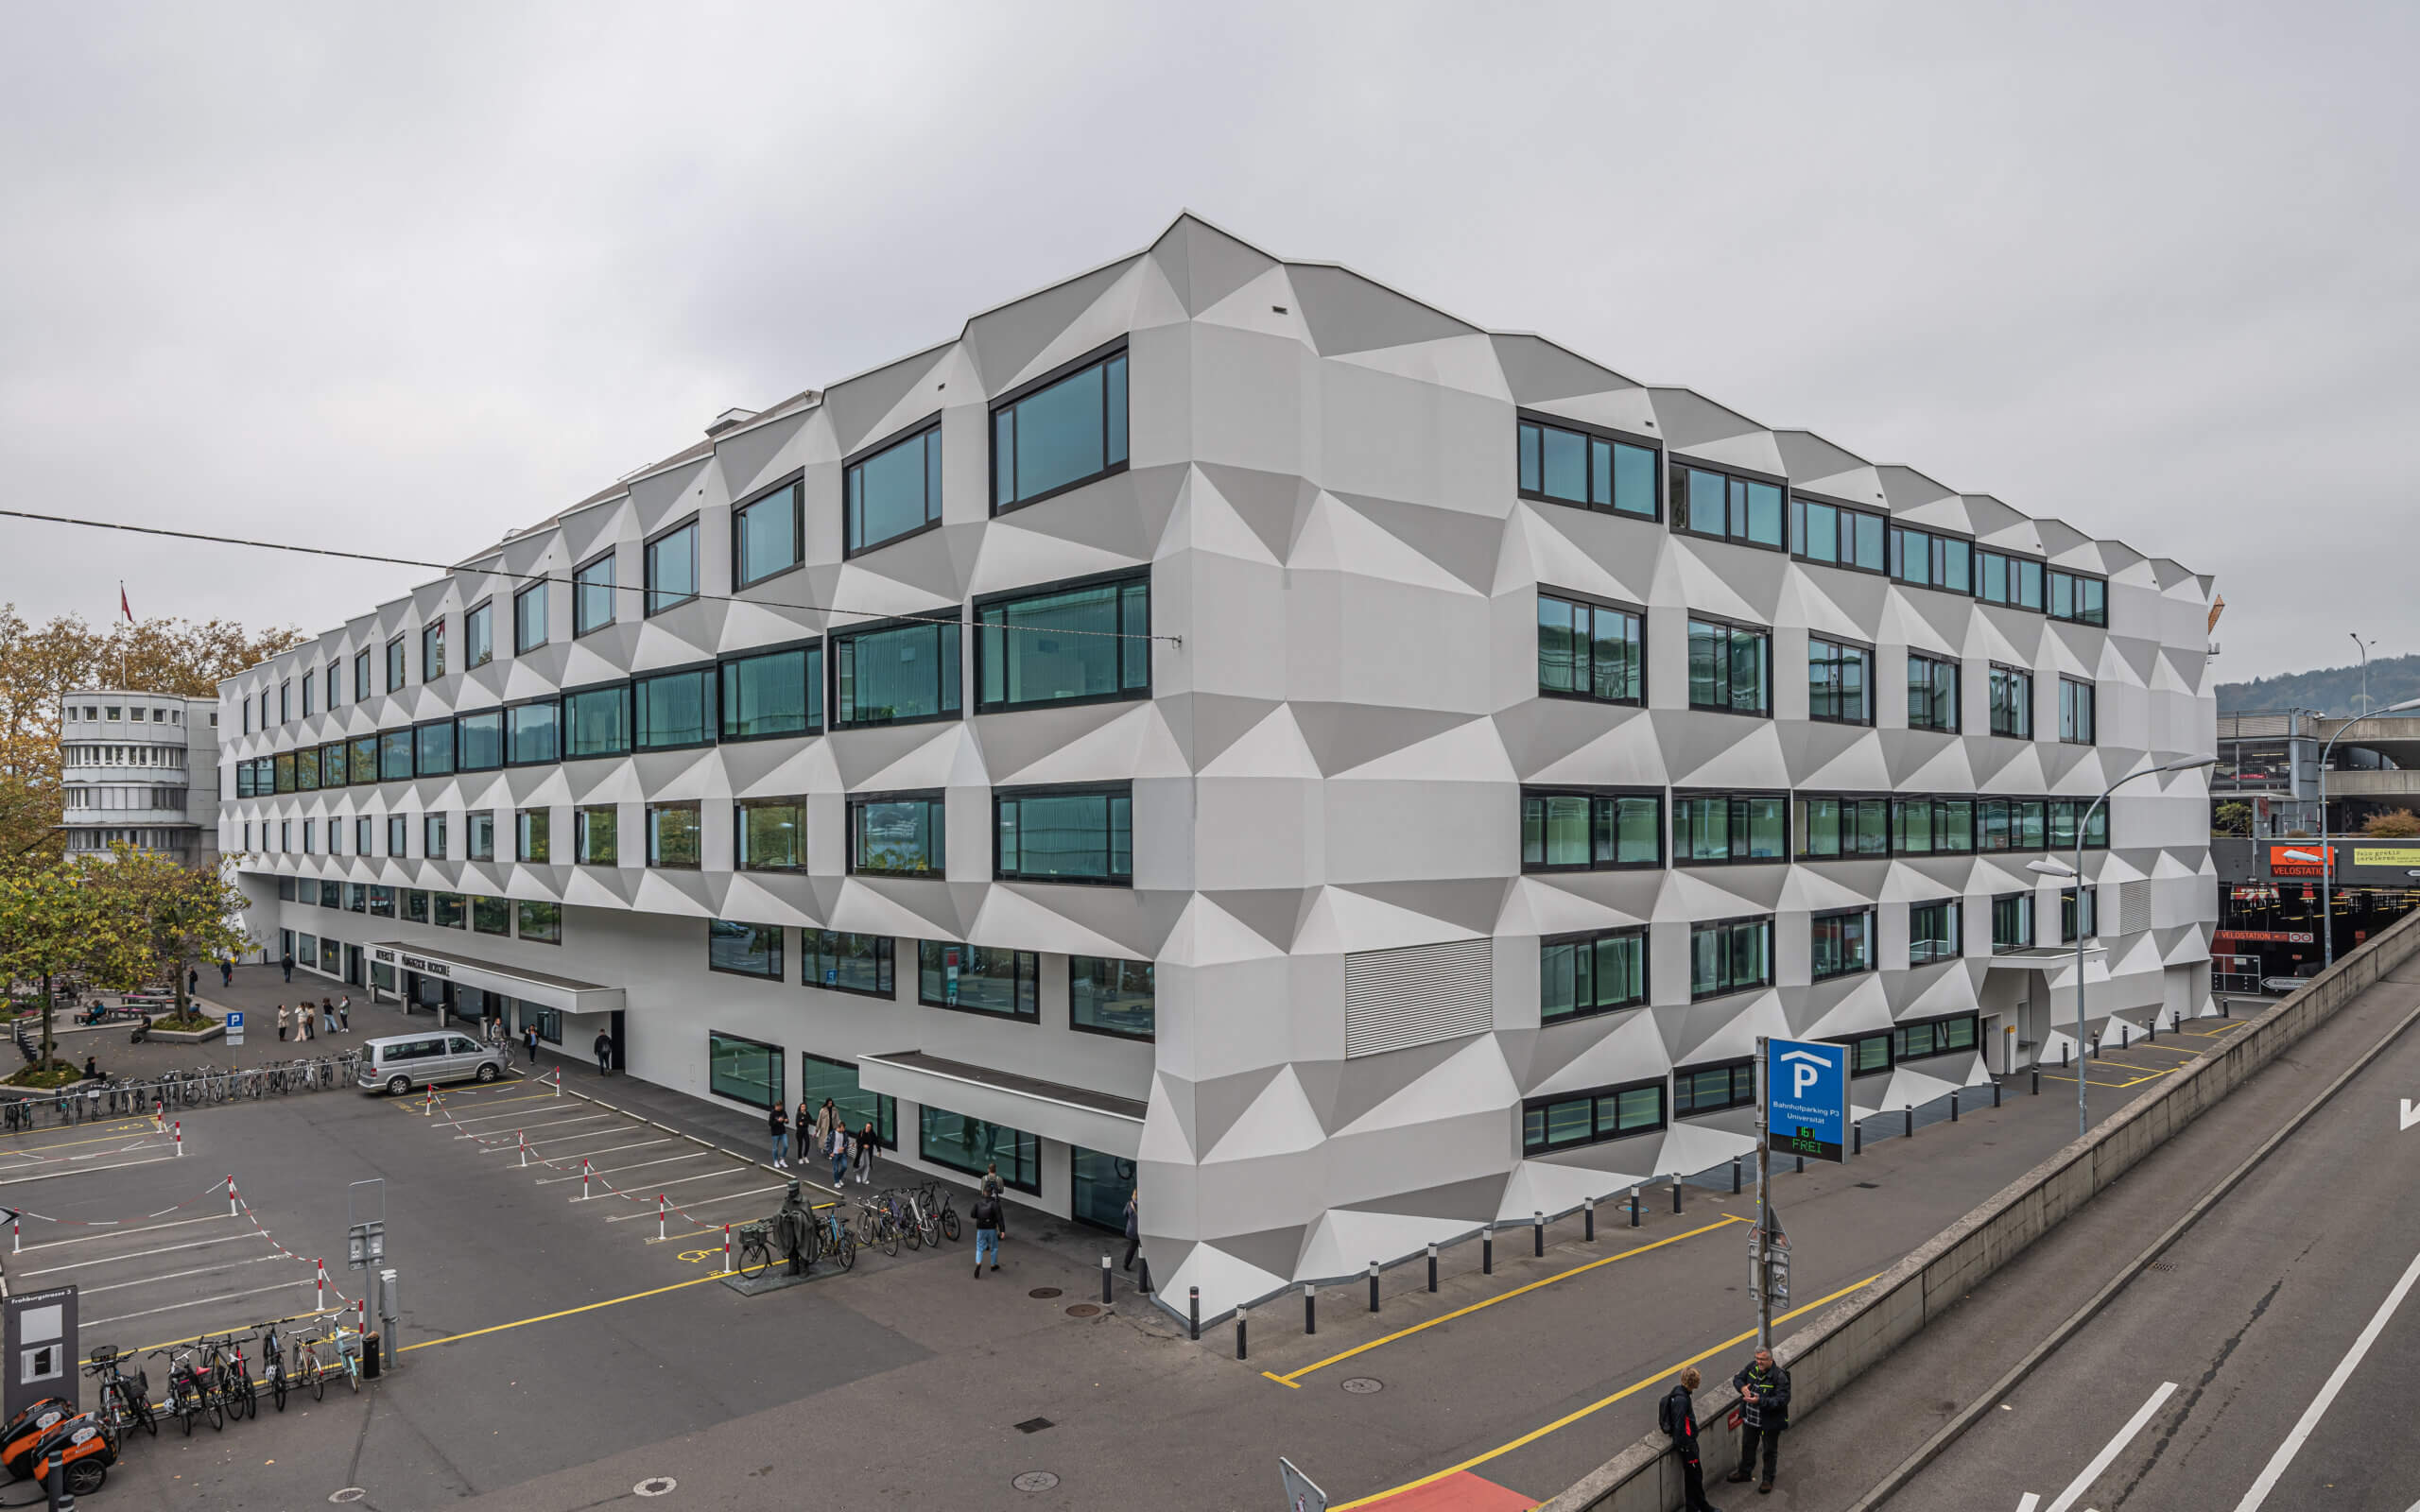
left=1341, top=1377, right=1383, bottom=1394
left=329, top=1494, right=368, bottom=1506
left=635, top=1477, right=677, bottom=1497
left=1013, top=1471, right=1060, bottom=1492
left=1028, top=1287, right=1063, bottom=1298
left=1064, top=1303, right=1100, bottom=1317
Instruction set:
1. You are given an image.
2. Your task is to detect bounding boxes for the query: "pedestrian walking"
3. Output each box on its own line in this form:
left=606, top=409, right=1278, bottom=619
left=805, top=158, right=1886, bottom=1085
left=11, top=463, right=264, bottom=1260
left=522, top=1024, right=539, bottom=1065
left=280, top=952, right=293, bottom=984
left=812, top=1098, right=838, bottom=1151
left=789, top=1096, right=809, bottom=1164
left=828, top=1126, right=850, bottom=1188
left=1728, top=1348, right=1790, bottom=1494
left=320, top=999, right=337, bottom=1035
left=219, top=958, right=233, bottom=988
left=856, top=1120, right=877, bottom=1185
left=1121, top=1189, right=1141, bottom=1271
left=187, top=967, right=199, bottom=998
left=1660, top=1368, right=1719, bottom=1511
left=981, top=1162, right=1009, bottom=1237
left=971, top=1190, right=1002, bottom=1278
left=769, top=1103, right=790, bottom=1169
left=593, top=1030, right=613, bottom=1076
left=337, top=996, right=351, bottom=1033
left=276, top=1004, right=289, bottom=1041
left=300, top=1004, right=314, bottom=1041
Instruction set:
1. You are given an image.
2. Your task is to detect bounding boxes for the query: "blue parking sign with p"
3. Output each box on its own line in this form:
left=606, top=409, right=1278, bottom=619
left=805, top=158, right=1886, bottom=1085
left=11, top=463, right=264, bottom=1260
left=1765, top=1038, right=1849, bottom=1162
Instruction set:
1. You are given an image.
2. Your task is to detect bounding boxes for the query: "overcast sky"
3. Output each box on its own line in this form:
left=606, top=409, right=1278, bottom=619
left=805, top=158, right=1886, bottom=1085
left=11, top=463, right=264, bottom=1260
left=1, top=1, right=2409, bottom=682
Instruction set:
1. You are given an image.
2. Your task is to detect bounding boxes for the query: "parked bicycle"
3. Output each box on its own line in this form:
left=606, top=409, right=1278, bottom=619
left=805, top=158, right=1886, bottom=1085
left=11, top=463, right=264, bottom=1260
left=149, top=1345, right=221, bottom=1435
left=259, top=1321, right=291, bottom=1412
left=295, top=1315, right=361, bottom=1398
left=80, top=1346, right=153, bottom=1438
left=200, top=1332, right=255, bottom=1421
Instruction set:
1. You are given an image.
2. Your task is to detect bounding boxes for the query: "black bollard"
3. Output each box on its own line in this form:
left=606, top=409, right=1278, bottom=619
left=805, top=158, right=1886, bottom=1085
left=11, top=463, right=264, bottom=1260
left=1368, top=1261, right=1379, bottom=1312
left=1189, top=1286, right=1201, bottom=1341
left=1236, top=1304, right=1249, bottom=1362
left=1101, top=1255, right=1113, bottom=1304
left=1854, top=1121, right=1863, bottom=1157
left=1993, top=1080, right=2002, bottom=1108
left=2064, top=1041, right=2071, bottom=1068
left=1629, top=1187, right=1641, bottom=1228
left=1305, top=1282, right=1316, bottom=1336
left=1904, top=1106, right=1914, bottom=1139
left=2120, top=1023, right=2130, bottom=1049
left=1795, top=1154, right=1804, bottom=1175
left=1533, top=1211, right=1545, bottom=1257
left=1426, top=1243, right=1438, bottom=1292
left=1951, top=1089, right=1961, bottom=1123
left=1138, top=1255, right=1153, bottom=1296
left=1583, top=1195, right=1596, bottom=1242
left=1671, top=1176, right=1683, bottom=1214
left=1732, top=1156, right=1742, bottom=1194
left=1482, top=1226, right=1494, bottom=1275
left=2031, top=1068, right=2041, bottom=1096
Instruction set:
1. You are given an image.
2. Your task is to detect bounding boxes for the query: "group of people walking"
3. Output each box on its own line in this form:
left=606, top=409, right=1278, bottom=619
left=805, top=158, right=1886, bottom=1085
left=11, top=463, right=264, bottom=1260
left=273, top=997, right=348, bottom=1040
left=767, top=1097, right=882, bottom=1189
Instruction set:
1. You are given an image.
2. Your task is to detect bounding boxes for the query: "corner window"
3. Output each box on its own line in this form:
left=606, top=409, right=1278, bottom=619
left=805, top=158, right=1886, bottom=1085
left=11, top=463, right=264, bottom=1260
left=1989, top=665, right=2035, bottom=739
left=464, top=601, right=493, bottom=668
left=1791, top=497, right=1886, bottom=573
left=976, top=575, right=1150, bottom=712
left=1977, top=550, right=2046, bottom=612
left=517, top=900, right=562, bottom=945
left=2060, top=678, right=2096, bottom=746
left=467, top=812, right=496, bottom=863
left=1070, top=957, right=1154, bottom=1040
left=1519, top=787, right=1662, bottom=871
left=807, top=931, right=895, bottom=998
left=1991, top=892, right=2035, bottom=953
left=708, top=1031, right=783, bottom=1110
left=574, top=553, right=616, bottom=636
left=735, top=798, right=804, bottom=871
left=1889, top=525, right=1973, bottom=594
left=1809, top=907, right=1875, bottom=981
left=1795, top=795, right=1890, bottom=859
left=1669, top=463, right=1785, bottom=549
left=833, top=615, right=961, bottom=728
left=994, top=784, right=1132, bottom=885
left=1515, top=415, right=1658, bottom=518
left=1537, top=593, right=1643, bottom=704
left=646, top=801, right=701, bottom=868
left=720, top=644, right=820, bottom=739
left=508, top=698, right=562, bottom=765
left=1910, top=899, right=1963, bottom=964
left=413, top=719, right=456, bottom=778
left=733, top=474, right=804, bottom=587
left=513, top=582, right=549, bottom=654
left=1673, top=791, right=1787, bottom=865
left=576, top=804, right=617, bottom=865
left=516, top=807, right=549, bottom=864
left=1689, top=916, right=1774, bottom=1000
left=917, top=941, right=1038, bottom=1020
left=1521, top=1078, right=1665, bottom=1155
left=1540, top=927, right=1648, bottom=1023
left=422, top=621, right=444, bottom=681
left=456, top=710, right=504, bottom=771
left=564, top=683, right=632, bottom=760
left=2061, top=885, right=2099, bottom=943
left=993, top=345, right=1128, bottom=513
left=424, top=814, right=448, bottom=860
left=919, top=1107, right=1039, bottom=1194
left=1673, top=1058, right=1755, bottom=1116
left=846, top=422, right=942, bottom=556
left=645, top=520, right=700, bottom=615
left=386, top=638, right=406, bottom=692
left=634, top=667, right=715, bottom=750
left=1908, top=654, right=1961, bottom=732
left=1807, top=638, right=1873, bottom=725
left=849, top=790, right=944, bottom=876
left=708, top=919, right=784, bottom=980
left=2048, top=570, right=2107, bottom=627
left=1687, top=618, right=1771, bottom=715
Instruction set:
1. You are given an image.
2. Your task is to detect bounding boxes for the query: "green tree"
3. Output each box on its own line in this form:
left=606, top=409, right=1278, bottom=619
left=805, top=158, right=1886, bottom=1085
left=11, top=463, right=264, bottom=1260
left=77, top=845, right=251, bottom=1020
left=2212, top=800, right=2253, bottom=837
left=2361, top=808, right=2420, bottom=838
left=0, top=860, right=101, bottom=1074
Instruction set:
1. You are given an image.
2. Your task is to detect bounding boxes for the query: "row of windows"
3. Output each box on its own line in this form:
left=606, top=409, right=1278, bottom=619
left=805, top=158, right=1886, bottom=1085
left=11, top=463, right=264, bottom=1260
left=66, top=703, right=187, bottom=725
left=700, top=924, right=1156, bottom=1040
left=63, top=745, right=188, bottom=768
left=271, top=874, right=562, bottom=944
left=1513, top=413, right=2113, bottom=625
left=1520, top=787, right=2114, bottom=871
left=63, top=786, right=187, bottom=811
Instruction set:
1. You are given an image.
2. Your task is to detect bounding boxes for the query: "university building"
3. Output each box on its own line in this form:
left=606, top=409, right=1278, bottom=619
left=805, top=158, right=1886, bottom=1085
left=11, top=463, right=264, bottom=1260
left=60, top=689, right=218, bottom=864
left=217, top=215, right=2218, bottom=1310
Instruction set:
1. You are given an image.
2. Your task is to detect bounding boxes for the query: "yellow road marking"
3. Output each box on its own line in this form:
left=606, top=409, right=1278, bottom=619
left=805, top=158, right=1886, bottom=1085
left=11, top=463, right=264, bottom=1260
left=1267, top=1216, right=1750, bottom=1385
left=399, top=1272, right=731, bottom=1351
left=92, top=1303, right=355, bottom=1363
left=1326, top=1274, right=1883, bottom=1511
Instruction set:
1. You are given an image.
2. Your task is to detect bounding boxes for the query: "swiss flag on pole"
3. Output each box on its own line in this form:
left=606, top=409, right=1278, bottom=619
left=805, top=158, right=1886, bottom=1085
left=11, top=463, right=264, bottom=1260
left=120, top=583, right=133, bottom=623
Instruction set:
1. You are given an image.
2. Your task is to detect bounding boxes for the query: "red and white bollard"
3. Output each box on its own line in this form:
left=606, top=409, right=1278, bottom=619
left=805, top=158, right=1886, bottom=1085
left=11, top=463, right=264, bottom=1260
left=316, top=1258, right=327, bottom=1311
left=226, top=1175, right=236, bottom=1217
left=722, top=1224, right=732, bottom=1273
left=424, top=1085, right=434, bottom=1118
left=518, top=1130, right=528, bottom=1168
left=9, top=1211, right=17, bottom=1255
left=173, top=1121, right=182, bottom=1157
left=581, top=1157, right=592, bottom=1200
left=552, top=1068, right=562, bottom=1099
left=657, top=1194, right=666, bottom=1242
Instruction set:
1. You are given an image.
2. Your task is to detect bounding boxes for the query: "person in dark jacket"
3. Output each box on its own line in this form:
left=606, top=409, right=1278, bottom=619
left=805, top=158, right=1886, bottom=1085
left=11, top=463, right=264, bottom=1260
left=593, top=1030, right=613, bottom=1076
left=971, top=1192, right=1002, bottom=1278
left=280, top=952, right=293, bottom=984
left=1121, top=1189, right=1141, bottom=1271
left=1660, top=1367, right=1720, bottom=1511
left=768, top=1103, right=789, bottom=1169
left=522, top=1023, right=539, bottom=1065
left=1729, top=1347, right=1790, bottom=1493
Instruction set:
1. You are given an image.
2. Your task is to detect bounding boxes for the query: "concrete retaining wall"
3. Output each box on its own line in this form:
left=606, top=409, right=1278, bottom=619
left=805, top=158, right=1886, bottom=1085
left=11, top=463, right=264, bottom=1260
left=1539, top=908, right=2420, bottom=1512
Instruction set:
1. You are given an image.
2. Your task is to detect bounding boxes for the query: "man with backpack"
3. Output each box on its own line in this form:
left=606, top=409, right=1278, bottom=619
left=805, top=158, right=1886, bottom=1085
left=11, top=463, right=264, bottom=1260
left=1659, top=1367, right=1720, bottom=1511
left=1729, top=1347, right=1790, bottom=1494
left=970, top=1190, right=1002, bottom=1278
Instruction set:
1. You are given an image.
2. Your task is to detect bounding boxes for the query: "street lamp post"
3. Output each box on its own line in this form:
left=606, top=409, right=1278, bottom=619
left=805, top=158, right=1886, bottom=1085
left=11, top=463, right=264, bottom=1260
left=2352, top=634, right=2376, bottom=718
left=2031, top=755, right=2217, bottom=1138
left=2311, top=696, right=2420, bottom=971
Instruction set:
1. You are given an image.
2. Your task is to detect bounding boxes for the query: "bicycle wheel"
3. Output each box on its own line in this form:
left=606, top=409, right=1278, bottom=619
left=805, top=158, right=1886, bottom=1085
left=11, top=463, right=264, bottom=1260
left=942, top=1208, right=960, bottom=1243
left=901, top=1212, right=923, bottom=1251
left=308, top=1356, right=325, bottom=1401
left=920, top=1215, right=941, bottom=1248
left=268, top=1364, right=285, bottom=1413
left=345, top=1356, right=358, bottom=1393
left=125, top=1382, right=156, bottom=1437
left=838, top=1230, right=856, bottom=1271
left=176, top=1390, right=195, bottom=1437
left=735, top=1236, right=769, bottom=1280
left=880, top=1218, right=900, bottom=1258
left=205, top=1391, right=223, bottom=1431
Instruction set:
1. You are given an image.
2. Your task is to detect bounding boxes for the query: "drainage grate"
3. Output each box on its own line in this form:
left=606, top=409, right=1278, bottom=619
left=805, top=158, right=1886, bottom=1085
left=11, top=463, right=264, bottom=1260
left=1856, top=1182, right=1880, bottom=1189
left=2150, top=1261, right=2176, bottom=1272
left=1064, top=1303, right=1100, bottom=1317
left=1029, top=1287, right=1063, bottom=1299
left=1015, top=1417, right=1054, bottom=1434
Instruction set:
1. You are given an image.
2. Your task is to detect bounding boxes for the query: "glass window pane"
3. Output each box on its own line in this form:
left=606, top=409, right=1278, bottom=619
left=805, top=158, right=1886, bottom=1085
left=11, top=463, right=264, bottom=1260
left=918, top=941, right=1036, bottom=1018
left=708, top=1032, right=783, bottom=1108
left=414, top=722, right=454, bottom=777
left=720, top=649, right=810, bottom=738
left=850, top=430, right=938, bottom=551
left=837, top=622, right=959, bottom=725
left=1537, top=595, right=1579, bottom=694
left=1542, top=795, right=1589, bottom=867
left=1805, top=502, right=1838, bottom=563
left=1009, top=362, right=1107, bottom=505
left=515, top=585, right=548, bottom=652
left=800, top=1053, right=896, bottom=1147
left=997, top=789, right=1130, bottom=882
left=509, top=701, right=560, bottom=764
left=852, top=797, right=942, bottom=874
left=1613, top=441, right=1656, bottom=517
left=575, top=556, right=615, bottom=634
left=457, top=711, right=503, bottom=771
left=709, top=919, right=784, bottom=978
left=565, top=686, right=630, bottom=759
left=736, top=483, right=800, bottom=586
left=634, top=670, right=714, bottom=748
left=1592, top=609, right=1640, bottom=702
left=1854, top=513, right=1884, bottom=570
left=1746, top=483, right=1784, bottom=546
left=1517, top=422, right=1541, bottom=492
left=1686, top=469, right=1726, bottom=534
left=981, top=580, right=1133, bottom=709
left=1540, top=424, right=1586, bottom=503
left=648, top=803, right=701, bottom=868
left=1689, top=621, right=1720, bottom=706
left=736, top=799, right=804, bottom=870
left=647, top=524, right=698, bottom=613
left=1070, top=956, right=1154, bottom=1039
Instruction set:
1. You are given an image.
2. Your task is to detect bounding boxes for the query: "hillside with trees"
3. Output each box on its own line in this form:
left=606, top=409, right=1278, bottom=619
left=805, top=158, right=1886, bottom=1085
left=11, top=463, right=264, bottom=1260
left=2217, top=651, right=2420, bottom=717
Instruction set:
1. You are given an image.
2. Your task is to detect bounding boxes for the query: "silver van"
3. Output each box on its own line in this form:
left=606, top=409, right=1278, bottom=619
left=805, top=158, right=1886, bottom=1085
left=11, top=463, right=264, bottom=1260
left=356, top=1029, right=507, bottom=1095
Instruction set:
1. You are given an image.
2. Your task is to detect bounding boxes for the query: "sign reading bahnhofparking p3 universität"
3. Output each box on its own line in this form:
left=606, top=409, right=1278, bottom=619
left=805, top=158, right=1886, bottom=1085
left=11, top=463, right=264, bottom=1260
left=1765, top=1038, right=1850, bottom=1163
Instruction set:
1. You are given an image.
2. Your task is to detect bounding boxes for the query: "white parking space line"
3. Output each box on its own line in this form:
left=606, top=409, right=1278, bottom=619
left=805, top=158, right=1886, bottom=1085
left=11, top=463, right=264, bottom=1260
left=572, top=1166, right=768, bottom=1202
left=86, top=1278, right=314, bottom=1329
left=78, top=1252, right=286, bottom=1297
left=533, top=1152, right=709, bottom=1185
left=466, top=1120, right=629, bottom=1148
left=2044, top=1382, right=2175, bottom=1512
left=17, top=1230, right=259, bottom=1277
left=17, top=1213, right=233, bottom=1255
left=446, top=1105, right=603, bottom=1129
left=2015, top=1495, right=2039, bottom=1512
left=602, top=1182, right=787, bottom=1221
left=484, top=1136, right=673, bottom=1162
left=0, top=1154, right=181, bottom=1188
left=2231, top=1246, right=2420, bottom=1512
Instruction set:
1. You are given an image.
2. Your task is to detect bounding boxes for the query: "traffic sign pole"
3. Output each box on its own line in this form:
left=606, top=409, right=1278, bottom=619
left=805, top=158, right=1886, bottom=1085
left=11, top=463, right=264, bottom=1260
left=1754, top=1035, right=1771, bottom=1350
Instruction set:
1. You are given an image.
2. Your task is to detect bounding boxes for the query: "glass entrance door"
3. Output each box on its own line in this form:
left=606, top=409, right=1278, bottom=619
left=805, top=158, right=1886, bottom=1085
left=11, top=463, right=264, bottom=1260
left=1070, top=1146, right=1133, bottom=1232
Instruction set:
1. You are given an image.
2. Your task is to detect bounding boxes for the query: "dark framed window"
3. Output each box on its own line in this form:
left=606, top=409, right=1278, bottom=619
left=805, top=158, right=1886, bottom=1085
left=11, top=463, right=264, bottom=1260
left=1893, top=1011, right=1979, bottom=1061
left=413, top=719, right=456, bottom=778
left=387, top=815, right=406, bottom=858
left=516, top=806, right=549, bottom=864
left=350, top=735, right=378, bottom=784
left=1673, top=1058, right=1756, bottom=1116
left=1989, top=664, right=2034, bottom=739
left=1519, top=787, right=1662, bottom=871
left=302, top=670, right=316, bottom=716
left=1810, top=907, right=1876, bottom=981
left=1687, top=618, right=1771, bottom=715
left=456, top=709, right=503, bottom=771
left=1975, top=798, right=2048, bottom=852
left=846, top=421, right=943, bottom=556
left=917, top=941, right=1038, bottom=1020
left=633, top=666, right=715, bottom=749
left=508, top=698, right=562, bottom=765
left=464, top=601, right=493, bottom=668
left=353, top=649, right=371, bottom=701
left=1888, top=525, right=1973, bottom=595
left=2048, top=799, right=2110, bottom=850
left=2061, top=885, right=2099, bottom=943
left=1976, top=550, right=2046, bottom=612
left=1690, top=916, right=1774, bottom=999
left=976, top=573, right=1150, bottom=713
left=833, top=613, right=961, bottom=728
left=576, top=804, right=617, bottom=865
left=1669, top=462, right=1785, bottom=549
left=800, top=1053, right=897, bottom=1149
left=513, top=582, right=548, bottom=653
left=733, top=472, right=805, bottom=587
left=275, top=750, right=297, bottom=792
left=386, top=639, right=406, bottom=692
left=1069, top=956, right=1154, bottom=1040
left=404, top=888, right=429, bottom=923
left=517, top=900, right=562, bottom=944
left=320, top=745, right=348, bottom=790
left=1537, top=592, right=1644, bottom=705
left=2060, top=678, right=2096, bottom=746
left=721, top=644, right=821, bottom=739
left=368, top=884, right=394, bottom=918
left=994, top=783, right=1132, bottom=885
left=1833, top=1029, right=1893, bottom=1078
left=2048, top=570, right=2108, bottom=627
left=993, top=343, right=1128, bottom=513
left=421, top=621, right=444, bottom=681
left=1991, top=891, right=2035, bottom=953
left=296, top=747, right=320, bottom=791
left=574, top=552, right=616, bottom=637
left=1909, top=653, right=1961, bottom=732
left=432, top=890, right=465, bottom=927
left=467, top=811, right=495, bottom=863
left=1807, top=638, right=1873, bottom=725
left=708, top=1030, right=783, bottom=1109
left=735, top=797, right=804, bottom=871
left=645, top=519, right=700, bottom=615
left=1910, top=899, right=1963, bottom=964
left=1515, top=414, right=1659, bottom=518
left=1673, top=791, right=1788, bottom=864
left=319, top=879, right=339, bottom=908
left=1893, top=796, right=1975, bottom=855
left=850, top=790, right=944, bottom=875
left=1790, top=496, right=1886, bottom=573
left=1540, top=927, right=1648, bottom=1023
left=806, top=930, right=894, bottom=998
left=1521, top=1077, right=1666, bottom=1154
left=708, top=919, right=784, bottom=979
left=919, top=1107, right=1039, bottom=1194
left=472, top=894, right=510, bottom=936
left=1795, top=795, right=1891, bottom=859
left=564, top=682, right=632, bottom=759
left=646, top=801, right=701, bottom=868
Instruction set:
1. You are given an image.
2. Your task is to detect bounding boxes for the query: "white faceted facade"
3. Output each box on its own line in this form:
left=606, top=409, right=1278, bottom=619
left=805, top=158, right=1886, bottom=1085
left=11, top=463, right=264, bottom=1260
left=217, top=215, right=2217, bottom=1313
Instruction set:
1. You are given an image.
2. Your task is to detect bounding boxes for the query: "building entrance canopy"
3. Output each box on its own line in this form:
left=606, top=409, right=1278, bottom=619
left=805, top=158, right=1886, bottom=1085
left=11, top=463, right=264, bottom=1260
left=858, top=1051, right=1145, bottom=1160
left=367, top=942, right=625, bottom=1016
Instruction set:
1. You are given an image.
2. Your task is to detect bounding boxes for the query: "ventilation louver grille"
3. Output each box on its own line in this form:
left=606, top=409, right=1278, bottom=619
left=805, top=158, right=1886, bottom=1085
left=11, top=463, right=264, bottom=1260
left=1344, top=938, right=1493, bottom=1058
